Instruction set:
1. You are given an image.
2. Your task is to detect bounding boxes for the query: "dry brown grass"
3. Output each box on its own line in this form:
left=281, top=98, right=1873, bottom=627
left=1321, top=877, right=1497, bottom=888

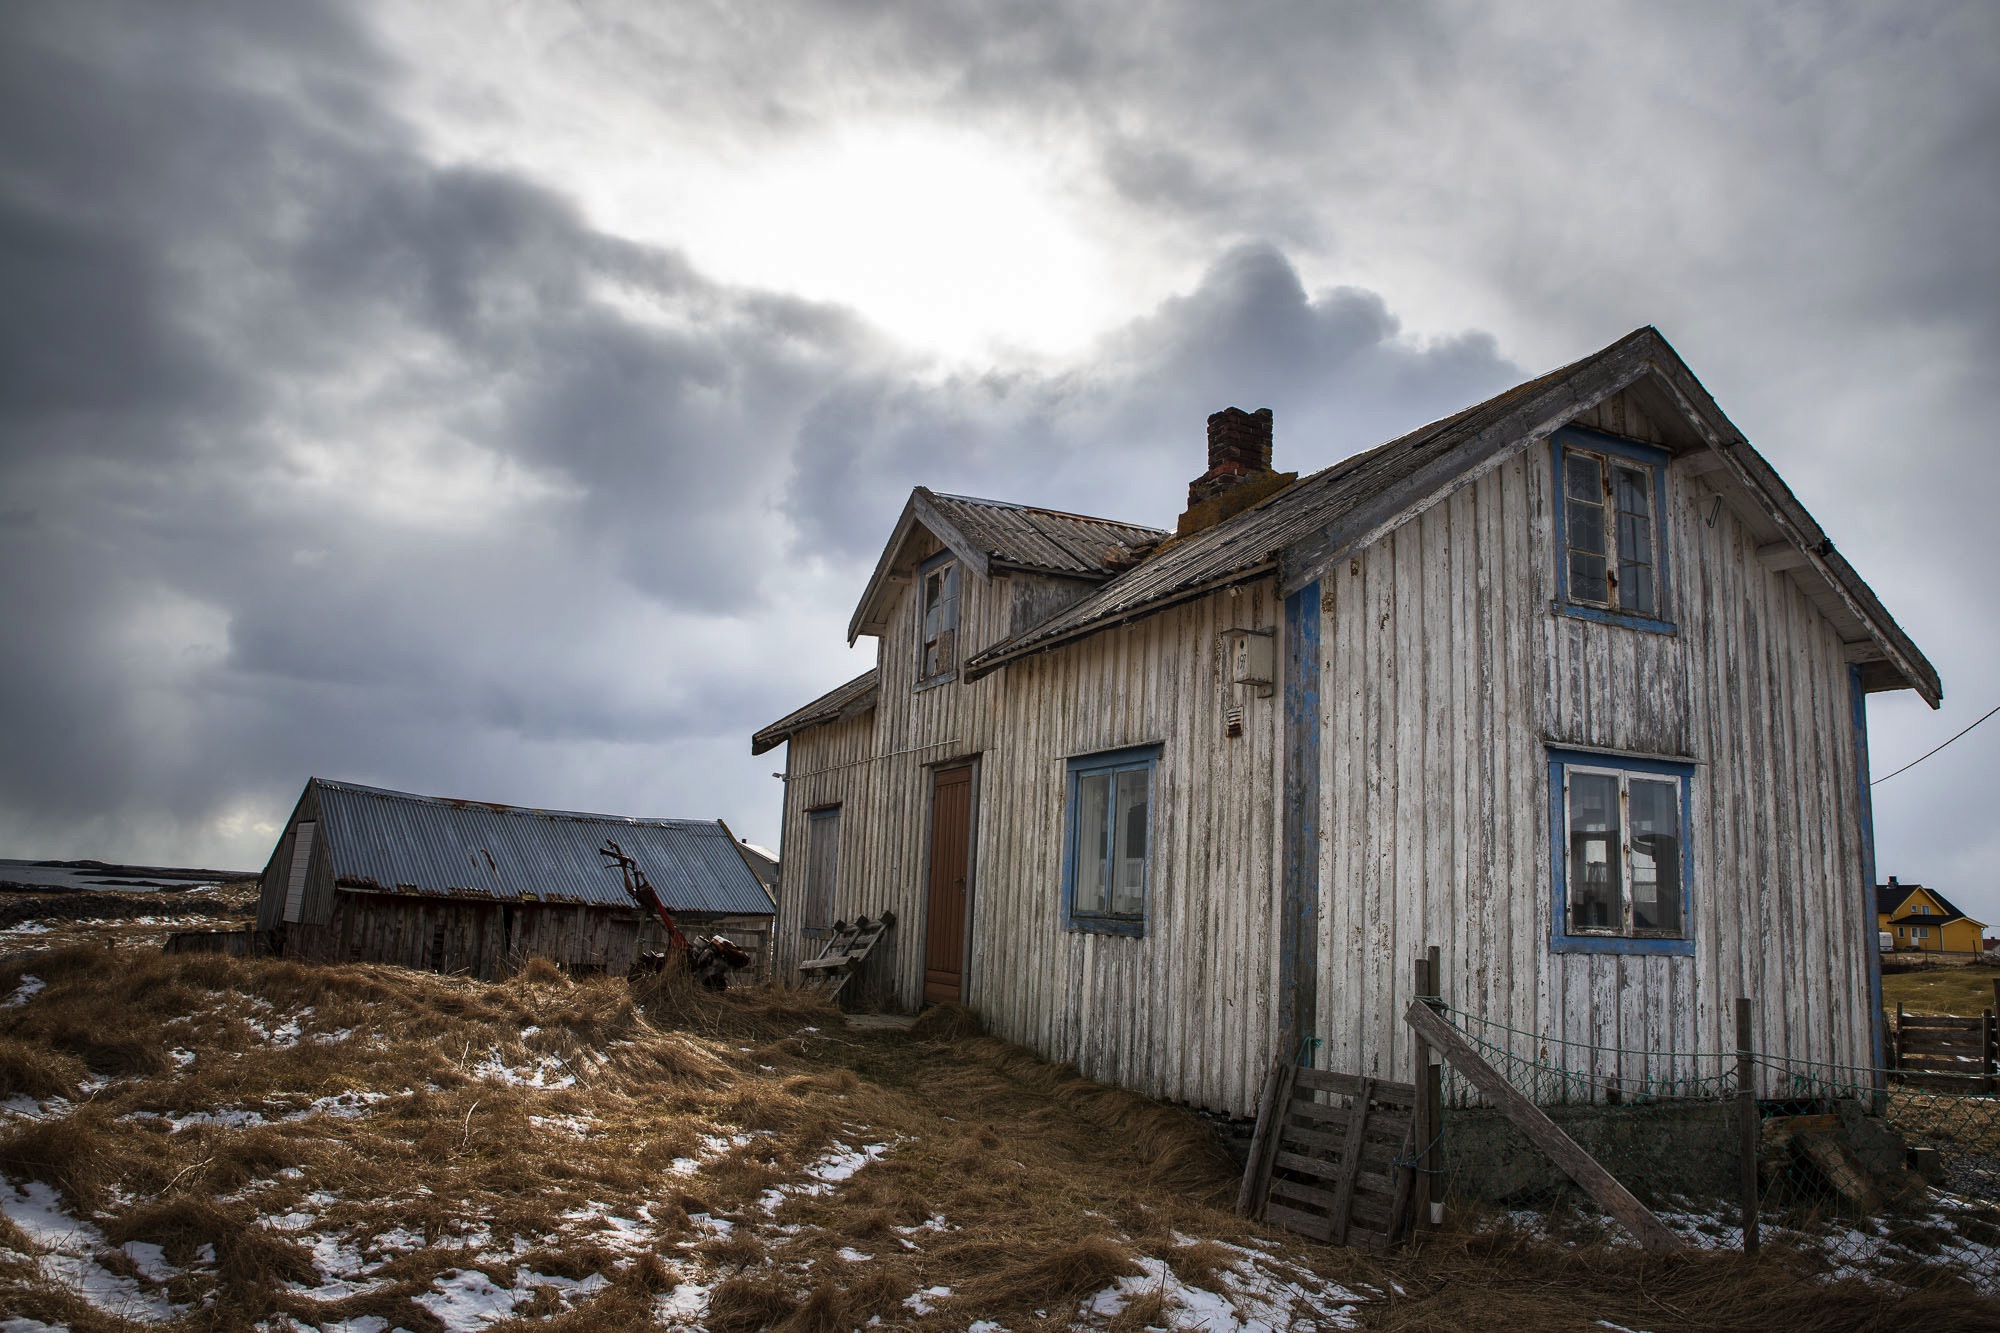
left=0, top=943, right=1992, bottom=1329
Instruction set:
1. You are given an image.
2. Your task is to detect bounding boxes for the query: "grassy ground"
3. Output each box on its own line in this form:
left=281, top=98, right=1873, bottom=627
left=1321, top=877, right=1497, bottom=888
left=0, top=940, right=1993, bottom=1331
left=1881, top=964, right=2000, bottom=1016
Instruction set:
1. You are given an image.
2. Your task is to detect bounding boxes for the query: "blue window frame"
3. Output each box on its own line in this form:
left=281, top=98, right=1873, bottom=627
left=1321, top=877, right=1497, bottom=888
left=917, top=550, right=961, bottom=687
left=1061, top=744, right=1159, bottom=937
left=1548, top=748, right=1694, bottom=956
left=1552, top=427, right=1674, bottom=634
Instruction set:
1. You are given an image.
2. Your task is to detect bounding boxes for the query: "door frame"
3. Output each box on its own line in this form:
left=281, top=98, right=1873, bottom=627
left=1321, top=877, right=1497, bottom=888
left=919, top=755, right=980, bottom=1007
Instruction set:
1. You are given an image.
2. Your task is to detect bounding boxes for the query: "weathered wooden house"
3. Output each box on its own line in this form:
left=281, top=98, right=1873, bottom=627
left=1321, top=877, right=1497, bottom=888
left=256, top=778, right=777, bottom=978
left=753, top=328, right=1939, bottom=1116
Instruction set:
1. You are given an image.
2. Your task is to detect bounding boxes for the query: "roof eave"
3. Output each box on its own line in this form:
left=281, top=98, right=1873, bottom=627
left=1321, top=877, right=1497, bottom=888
left=963, top=560, right=1278, bottom=681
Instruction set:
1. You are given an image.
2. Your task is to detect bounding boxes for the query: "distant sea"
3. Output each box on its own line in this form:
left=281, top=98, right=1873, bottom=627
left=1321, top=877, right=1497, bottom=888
left=0, top=859, right=255, bottom=892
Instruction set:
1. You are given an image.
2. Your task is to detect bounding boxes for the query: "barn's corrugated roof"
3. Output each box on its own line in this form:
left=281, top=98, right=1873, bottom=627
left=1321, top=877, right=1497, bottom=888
left=310, top=779, right=776, bottom=915
left=751, top=670, right=879, bottom=755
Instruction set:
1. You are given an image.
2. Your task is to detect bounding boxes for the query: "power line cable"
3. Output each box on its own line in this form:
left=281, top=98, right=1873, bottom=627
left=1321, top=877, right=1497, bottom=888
left=1871, top=702, right=2000, bottom=786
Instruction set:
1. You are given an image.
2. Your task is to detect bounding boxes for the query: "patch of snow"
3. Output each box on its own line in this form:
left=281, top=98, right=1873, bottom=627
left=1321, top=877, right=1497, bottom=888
left=169, top=1047, right=197, bottom=1068
left=903, top=1284, right=952, bottom=1315
left=966, top=1322, right=1007, bottom=1333
left=265, top=1211, right=317, bottom=1231
left=838, top=1246, right=874, bottom=1261
left=527, top=1113, right=594, bottom=1136
left=472, top=1048, right=576, bottom=1089
left=1084, top=1247, right=1364, bottom=1332
left=0, top=924, right=52, bottom=936
left=415, top=1267, right=518, bottom=1331
left=684, top=1212, right=733, bottom=1238
left=654, top=1261, right=713, bottom=1323
left=4, top=974, right=45, bottom=1006
left=0, top=1177, right=181, bottom=1323
left=759, top=1141, right=892, bottom=1213
left=319, top=1318, right=390, bottom=1333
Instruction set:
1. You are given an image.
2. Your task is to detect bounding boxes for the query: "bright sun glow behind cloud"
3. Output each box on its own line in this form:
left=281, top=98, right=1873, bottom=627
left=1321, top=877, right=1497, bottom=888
left=667, top=124, right=1119, bottom=361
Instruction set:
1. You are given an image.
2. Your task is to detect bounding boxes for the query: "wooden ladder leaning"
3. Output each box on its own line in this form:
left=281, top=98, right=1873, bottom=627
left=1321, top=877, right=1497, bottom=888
left=796, top=912, right=897, bottom=1002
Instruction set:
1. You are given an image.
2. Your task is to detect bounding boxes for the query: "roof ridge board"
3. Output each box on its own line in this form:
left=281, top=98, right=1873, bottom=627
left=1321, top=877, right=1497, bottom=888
left=313, top=778, right=717, bottom=830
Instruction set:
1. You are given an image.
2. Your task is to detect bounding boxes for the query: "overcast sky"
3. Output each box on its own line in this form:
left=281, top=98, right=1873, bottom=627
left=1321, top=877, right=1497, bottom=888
left=2, top=1, right=1995, bottom=929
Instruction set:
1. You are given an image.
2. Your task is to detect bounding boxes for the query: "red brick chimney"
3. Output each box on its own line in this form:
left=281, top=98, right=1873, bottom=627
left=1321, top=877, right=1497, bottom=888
left=1176, top=407, right=1296, bottom=537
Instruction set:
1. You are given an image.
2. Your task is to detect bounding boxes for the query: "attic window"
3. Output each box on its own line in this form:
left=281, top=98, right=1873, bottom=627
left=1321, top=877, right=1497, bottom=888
left=918, top=553, right=960, bottom=687
left=1553, top=427, right=1673, bottom=634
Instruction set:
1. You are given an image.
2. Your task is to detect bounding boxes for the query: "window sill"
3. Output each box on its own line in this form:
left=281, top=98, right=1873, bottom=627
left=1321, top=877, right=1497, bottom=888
left=913, top=672, right=957, bottom=693
left=1065, top=916, right=1145, bottom=939
left=1551, top=933, right=1694, bottom=957
left=1553, top=601, right=1677, bottom=636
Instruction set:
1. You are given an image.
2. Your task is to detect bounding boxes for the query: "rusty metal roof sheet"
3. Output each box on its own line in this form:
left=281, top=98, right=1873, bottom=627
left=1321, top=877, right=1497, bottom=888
left=922, top=492, right=1167, bottom=578
left=751, top=669, right=878, bottom=755
left=309, top=779, right=776, bottom=914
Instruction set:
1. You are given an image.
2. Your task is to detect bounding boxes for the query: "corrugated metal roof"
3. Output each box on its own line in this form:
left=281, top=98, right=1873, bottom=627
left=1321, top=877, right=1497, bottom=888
left=310, top=779, right=776, bottom=915
left=751, top=669, right=878, bottom=755
left=922, top=492, right=1167, bottom=578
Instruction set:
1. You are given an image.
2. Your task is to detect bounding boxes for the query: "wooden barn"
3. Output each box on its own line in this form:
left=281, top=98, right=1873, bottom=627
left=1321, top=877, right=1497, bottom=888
left=753, top=328, right=1939, bottom=1118
left=255, top=778, right=777, bottom=979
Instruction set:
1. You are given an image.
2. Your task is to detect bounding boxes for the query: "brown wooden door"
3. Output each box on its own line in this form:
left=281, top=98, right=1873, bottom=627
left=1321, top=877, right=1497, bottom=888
left=924, top=765, right=974, bottom=1004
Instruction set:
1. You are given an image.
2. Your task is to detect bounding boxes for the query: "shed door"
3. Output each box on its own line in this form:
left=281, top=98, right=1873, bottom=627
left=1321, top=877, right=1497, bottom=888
left=804, top=807, right=839, bottom=932
left=924, top=765, right=975, bottom=1004
left=283, top=822, right=316, bottom=924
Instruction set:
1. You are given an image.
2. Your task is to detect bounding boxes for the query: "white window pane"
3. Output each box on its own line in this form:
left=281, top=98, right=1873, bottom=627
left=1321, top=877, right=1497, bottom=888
left=1111, top=768, right=1149, bottom=916
left=1075, top=772, right=1111, bottom=914
left=1568, top=773, right=1621, bottom=932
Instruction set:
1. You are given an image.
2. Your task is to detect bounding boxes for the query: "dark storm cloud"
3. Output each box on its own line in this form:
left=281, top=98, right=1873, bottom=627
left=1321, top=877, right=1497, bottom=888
left=9, top=0, right=1991, bottom=929
left=0, top=0, right=1521, bottom=863
left=785, top=242, right=1517, bottom=560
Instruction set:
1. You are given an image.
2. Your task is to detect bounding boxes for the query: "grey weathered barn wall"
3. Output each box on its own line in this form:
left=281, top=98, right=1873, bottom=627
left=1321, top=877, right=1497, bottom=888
left=255, top=783, right=335, bottom=932
left=1314, top=403, right=1872, bottom=1099
left=285, top=895, right=644, bottom=978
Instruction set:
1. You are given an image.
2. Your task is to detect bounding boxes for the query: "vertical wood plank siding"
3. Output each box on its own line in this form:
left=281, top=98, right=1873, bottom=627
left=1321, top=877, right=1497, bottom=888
left=773, top=522, right=1283, bottom=1114
left=1315, top=430, right=1873, bottom=1099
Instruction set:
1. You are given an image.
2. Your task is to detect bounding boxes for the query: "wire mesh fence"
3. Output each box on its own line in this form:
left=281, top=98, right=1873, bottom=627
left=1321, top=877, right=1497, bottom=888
left=1422, top=1003, right=2000, bottom=1290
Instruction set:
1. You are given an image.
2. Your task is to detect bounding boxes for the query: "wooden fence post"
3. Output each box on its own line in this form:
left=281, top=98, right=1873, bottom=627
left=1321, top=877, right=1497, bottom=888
left=1736, top=997, right=1759, bottom=1255
left=1893, top=1001, right=1904, bottom=1075
left=1411, top=945, right=1444, bottom=1230
left=1410, top=952, right=1432, bottom=1231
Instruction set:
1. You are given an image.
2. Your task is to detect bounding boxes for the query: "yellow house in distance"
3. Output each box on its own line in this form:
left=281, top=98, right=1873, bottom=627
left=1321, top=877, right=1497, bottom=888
left=1876, top=877, right=1989, bottom=956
